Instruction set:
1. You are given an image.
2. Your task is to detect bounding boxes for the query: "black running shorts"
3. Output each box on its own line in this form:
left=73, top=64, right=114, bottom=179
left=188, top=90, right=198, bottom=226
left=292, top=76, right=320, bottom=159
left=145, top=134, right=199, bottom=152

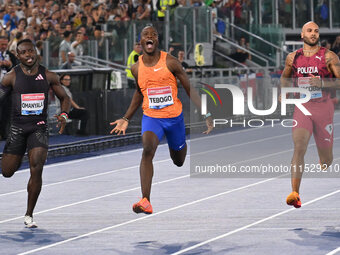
left=3, top=123, right=49, bottom=155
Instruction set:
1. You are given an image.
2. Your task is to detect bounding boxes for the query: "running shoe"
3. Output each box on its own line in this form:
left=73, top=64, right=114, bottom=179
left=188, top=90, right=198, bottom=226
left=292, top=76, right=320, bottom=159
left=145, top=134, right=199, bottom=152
left=286, top=191, right=302, bottom=208
left=24, top=215, right=37, bottom=228
left=132, top=197, right=153, bottom=214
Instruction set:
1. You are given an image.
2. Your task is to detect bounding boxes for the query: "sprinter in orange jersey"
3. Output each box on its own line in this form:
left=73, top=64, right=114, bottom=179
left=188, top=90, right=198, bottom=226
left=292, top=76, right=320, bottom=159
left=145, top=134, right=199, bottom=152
left=110, top=25, right=213, bottom=214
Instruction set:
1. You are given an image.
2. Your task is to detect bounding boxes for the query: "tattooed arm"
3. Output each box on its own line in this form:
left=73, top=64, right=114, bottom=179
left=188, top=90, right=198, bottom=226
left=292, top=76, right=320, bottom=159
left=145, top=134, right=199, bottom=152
left=309, top=50, right=340, bottom=88
left=318, top=50, right=340, bottom=88
left=280, top=51, right=296, bottom=88
left=327, top=50, right=340, bottom=78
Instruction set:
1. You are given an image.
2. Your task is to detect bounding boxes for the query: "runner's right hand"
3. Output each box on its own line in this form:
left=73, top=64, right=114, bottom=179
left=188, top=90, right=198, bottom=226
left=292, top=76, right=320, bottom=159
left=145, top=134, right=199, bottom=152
left=54, top=114, right=67, bottom=134
left=203, top=116, right=213, bottom=134
left=110, top=119, right=129, bottom=135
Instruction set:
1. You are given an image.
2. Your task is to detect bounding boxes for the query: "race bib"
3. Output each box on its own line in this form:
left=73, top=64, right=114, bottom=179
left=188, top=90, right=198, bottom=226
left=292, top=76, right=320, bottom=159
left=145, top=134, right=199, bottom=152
left=298, top=77, right=322, bottom=99
left=21, top=93, right=45, bottom=115
left=147, top=86, right=174, bottom=109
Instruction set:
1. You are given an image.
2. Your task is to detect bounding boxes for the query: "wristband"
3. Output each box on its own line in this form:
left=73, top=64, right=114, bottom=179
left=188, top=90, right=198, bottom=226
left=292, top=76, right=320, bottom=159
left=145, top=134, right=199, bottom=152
left=59, top=112, right=69, bottom=121
left=122, top=116, right=129, bottom=122
left=204, top=112, right=212, bottom=119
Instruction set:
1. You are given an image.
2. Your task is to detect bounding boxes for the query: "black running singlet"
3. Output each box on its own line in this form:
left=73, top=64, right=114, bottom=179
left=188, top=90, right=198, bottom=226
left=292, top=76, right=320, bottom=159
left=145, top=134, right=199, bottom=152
left=11, top=65, right=50, bottom=125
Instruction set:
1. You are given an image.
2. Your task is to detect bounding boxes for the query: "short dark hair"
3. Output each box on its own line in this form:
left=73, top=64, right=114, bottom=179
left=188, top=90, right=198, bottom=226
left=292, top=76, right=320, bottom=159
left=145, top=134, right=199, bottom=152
left=36, top=40, right=43, bottom=48
left=141, top=25, right=157, bottom=35
left=63, top=31, right=72, bottom=38
left=16, top=39, right=35, bottom=52
left=18, top=18, right=27, bottom=27
left=15, top=31, right=23, bottom=40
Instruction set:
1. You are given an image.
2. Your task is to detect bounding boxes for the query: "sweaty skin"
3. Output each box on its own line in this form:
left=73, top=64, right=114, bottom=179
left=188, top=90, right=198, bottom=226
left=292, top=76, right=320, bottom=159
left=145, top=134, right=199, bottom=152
left=1, top=40, right=70, bottom=222
left=281, top=21, right=340, bottom=197
left=110, top=26, right=213, bottom=206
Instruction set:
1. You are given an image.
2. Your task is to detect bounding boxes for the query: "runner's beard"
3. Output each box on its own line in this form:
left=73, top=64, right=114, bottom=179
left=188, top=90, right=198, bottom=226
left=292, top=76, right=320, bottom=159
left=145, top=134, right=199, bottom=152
left=304, top=37, right=320, bottom=47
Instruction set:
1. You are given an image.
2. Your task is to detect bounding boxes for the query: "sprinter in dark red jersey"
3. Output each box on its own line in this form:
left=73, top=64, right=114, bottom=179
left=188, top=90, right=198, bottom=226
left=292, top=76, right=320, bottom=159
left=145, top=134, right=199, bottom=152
left=281, top=22, right=340, bottom=208
left=0, top=39, right=70, bottom=227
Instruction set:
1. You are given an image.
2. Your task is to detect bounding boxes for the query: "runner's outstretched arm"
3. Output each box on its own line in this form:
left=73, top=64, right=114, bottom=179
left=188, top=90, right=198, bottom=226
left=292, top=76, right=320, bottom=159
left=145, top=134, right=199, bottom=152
left=110, top=62, right=143, bottom=135
left=166, top=54, right=213, bottom=134
left=48, top=71, right=71, bottom=134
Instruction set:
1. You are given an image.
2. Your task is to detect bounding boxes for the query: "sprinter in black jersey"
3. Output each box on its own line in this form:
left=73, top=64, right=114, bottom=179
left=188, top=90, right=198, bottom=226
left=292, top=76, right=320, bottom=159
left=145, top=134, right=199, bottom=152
left=0, top=39, right=70, bottom=228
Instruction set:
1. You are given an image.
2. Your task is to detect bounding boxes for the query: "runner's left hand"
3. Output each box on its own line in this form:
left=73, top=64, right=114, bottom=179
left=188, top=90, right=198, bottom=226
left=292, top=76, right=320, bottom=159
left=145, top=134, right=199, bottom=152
left=309, top=74, right=322, bottom=88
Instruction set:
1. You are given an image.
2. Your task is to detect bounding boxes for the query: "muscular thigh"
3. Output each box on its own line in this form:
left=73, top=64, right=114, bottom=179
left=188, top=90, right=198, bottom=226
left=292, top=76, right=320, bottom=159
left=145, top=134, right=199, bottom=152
left=27, top=124, right=49, bottom=152
left=3, top=124, right=28, bottom=155
left=2, top=125, right=27, bottom=174
left=162, top=113, right=186, bottom=151
left=293, top=106, right=313, bottom=135
left=141, top=115, right=164, bottom=143
left=311, top=100, right=334, bottom=149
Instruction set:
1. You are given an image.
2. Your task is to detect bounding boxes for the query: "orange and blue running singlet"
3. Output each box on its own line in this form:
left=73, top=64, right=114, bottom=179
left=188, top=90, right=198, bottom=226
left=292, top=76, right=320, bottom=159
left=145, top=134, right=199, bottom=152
left=138, top=51, right=186, bottom=150
left=138, top=51, right=182, bottom=118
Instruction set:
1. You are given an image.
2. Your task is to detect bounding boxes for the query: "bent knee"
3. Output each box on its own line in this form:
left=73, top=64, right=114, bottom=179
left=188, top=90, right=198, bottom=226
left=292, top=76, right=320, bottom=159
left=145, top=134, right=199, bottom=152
left=174, top=161, right=184, bottom=167
left=2, top=170, right=15, bottom=178
left=320, top=156, right=333, bottom=168
left=30, top=162, right=44, bottom=171
left=173, top=158, right=185, bottom=167
left=293, top=143, right=308, bottom=155
left=142, top=145, right=157, bottom=158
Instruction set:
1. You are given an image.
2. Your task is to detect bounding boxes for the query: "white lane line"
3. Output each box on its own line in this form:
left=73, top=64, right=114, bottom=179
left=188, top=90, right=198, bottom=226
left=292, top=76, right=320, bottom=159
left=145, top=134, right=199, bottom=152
left=8, top=116, right=340, bottom=174
left=193, top=116, right=340, bottom=142
left=2, top=133, right=339, bottom=223
left=0, top=174, right=189, bottom=224
left=17, top=177, right=280, bottom=255
left=192, top=133, right=290, bottom=157
left=199, top=135, right=340, bottom=164
left=191, top=122, right=287, bottom=142
left=14, top=145, right=155, bottom=174
left=326, top=247, right=340, bottom=255
left=13, top=136, right=340, bottom=253
left=11, top=120, right=295, bottom=174
left=172, top=189, right=340, bottom=255
left=0, top=158, right=170, bottom=197
left=0, top=146, right=294, bottom=224
left=0, top=157, right=174, bottom=197
left=195, top=121, right=340, bottom=157
left=0, top=130, right=292, bottom=197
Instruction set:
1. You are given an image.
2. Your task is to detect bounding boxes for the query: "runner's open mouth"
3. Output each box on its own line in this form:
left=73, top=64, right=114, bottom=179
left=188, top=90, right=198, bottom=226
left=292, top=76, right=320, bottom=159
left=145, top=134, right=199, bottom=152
left=146, top=40, right=154, bottom=49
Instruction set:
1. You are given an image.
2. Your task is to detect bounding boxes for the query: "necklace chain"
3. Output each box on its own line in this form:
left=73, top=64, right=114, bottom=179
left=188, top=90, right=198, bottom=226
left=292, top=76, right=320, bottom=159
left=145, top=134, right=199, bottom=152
left=303, top=47, right=319, bottom=53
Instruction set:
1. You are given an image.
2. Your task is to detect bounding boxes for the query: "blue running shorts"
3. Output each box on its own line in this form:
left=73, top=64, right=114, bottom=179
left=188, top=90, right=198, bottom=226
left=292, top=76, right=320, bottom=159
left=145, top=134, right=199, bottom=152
left=141, top=112, right=186, bottom=151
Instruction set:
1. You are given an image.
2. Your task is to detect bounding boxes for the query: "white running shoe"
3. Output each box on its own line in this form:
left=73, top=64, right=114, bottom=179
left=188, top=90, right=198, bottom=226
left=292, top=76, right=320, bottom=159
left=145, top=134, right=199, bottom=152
left=24, top=215, right=37, bottom=228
